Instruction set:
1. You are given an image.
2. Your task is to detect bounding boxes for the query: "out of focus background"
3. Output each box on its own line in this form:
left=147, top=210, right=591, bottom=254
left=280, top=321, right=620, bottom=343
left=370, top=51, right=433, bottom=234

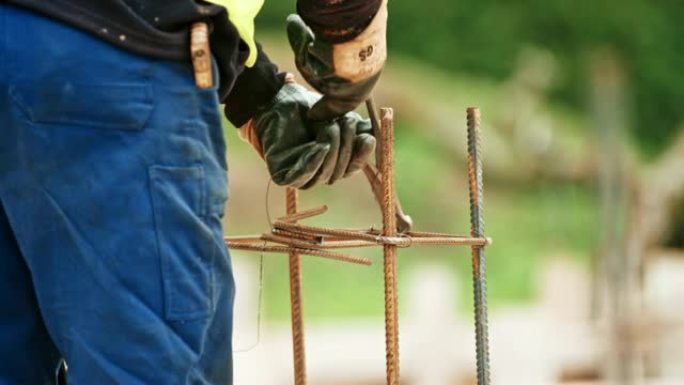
left=225, top=2, right=684, bottom=384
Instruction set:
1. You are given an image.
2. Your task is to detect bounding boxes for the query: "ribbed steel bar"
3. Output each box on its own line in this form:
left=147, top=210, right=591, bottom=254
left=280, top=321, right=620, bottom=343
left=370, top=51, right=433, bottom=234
left=228, top=234, right=489, bottom=250
left=271, top=228, right=323, bottom=244
left=278, top=205, right=328, bottom=223
left=223, top=235, right=263, bottom=243
left=274, top=221, right=383, bottom=243
left=380, top=108, right=400, bottom=385
left=225, top=242, right=372, bottom=265
left=263, top=233, right=375, bottom=250
left=365, top=99, right=414, bottom=233
left=286, top=188, right=307, bottom=385
left=272, top=221, right=490, bottom=247
left=466, top=107, right=491, bottom=385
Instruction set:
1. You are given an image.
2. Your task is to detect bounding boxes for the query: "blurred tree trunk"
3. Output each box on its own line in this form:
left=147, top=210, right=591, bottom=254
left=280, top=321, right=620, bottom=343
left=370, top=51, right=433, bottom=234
left=592, top=47, right=684, bottom=383
left=590, top=49, right=645, bottom=385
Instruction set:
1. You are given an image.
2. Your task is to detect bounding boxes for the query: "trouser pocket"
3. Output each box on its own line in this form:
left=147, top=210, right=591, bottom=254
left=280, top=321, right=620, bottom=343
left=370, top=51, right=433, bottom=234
left=149, top=164, right=215, bottom=321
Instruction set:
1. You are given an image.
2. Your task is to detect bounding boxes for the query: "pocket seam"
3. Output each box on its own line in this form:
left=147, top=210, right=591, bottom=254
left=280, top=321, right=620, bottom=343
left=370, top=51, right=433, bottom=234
left=148, top=164, right=214, bottom=322
left=8, top=83, right=154, bottom=131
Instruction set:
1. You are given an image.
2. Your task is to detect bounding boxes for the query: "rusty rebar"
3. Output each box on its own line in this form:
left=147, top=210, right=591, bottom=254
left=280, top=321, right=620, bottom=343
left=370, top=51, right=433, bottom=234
left=274, top=221, right=383, bottom=243
left=272, top=228, right=323, bottom=244
left=365, top=99, right=414, bottom=233
left=287, top=187, right=307, bottom=385
left=262, top=233, right=377, bottom=250
left=380, top=108, right=400, bottom=385
left=228, top=233, right=489, bottom=250
left=225, top=241, right=372, bottom=266
left=467, top=107, right=491, bottom=385
left=228, top=223, right=491, bottom=248
left=278, top=205, right=328, bottom=223
left=223, top=235, right=263, bottom=243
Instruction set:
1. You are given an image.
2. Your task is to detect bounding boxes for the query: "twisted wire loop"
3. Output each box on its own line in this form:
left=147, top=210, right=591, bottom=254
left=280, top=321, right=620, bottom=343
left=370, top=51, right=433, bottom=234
left=380, top=108, right=400, bottom=385
left=286, top=187, right=307, bottom=385
left=467, top=107, right=491, bottom=385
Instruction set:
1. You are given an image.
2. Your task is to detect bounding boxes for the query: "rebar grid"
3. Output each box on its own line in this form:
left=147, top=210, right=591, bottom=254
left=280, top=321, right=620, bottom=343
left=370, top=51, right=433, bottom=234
left=224, top=105, right=491, bottom=385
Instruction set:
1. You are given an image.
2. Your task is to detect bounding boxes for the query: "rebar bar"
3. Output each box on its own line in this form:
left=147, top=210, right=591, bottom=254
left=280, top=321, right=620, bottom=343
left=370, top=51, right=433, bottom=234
left=278, top=205, right=328, bottom=223
left=223, top=235, right=264, bottom=243
left=287, top=188, right=307, bottom=385
left=271, top=228, right=323, bottom=244
left=380, top=108, right=400, bottom=385
left=467, top=107, right=491, bottom=385
left=365, top=98, right=413, bottom=233
left=272, top=222, right=489, bottom=247
left=274, top=221, right=383, bottom=243
left=225, top=242, right=372, bottom=265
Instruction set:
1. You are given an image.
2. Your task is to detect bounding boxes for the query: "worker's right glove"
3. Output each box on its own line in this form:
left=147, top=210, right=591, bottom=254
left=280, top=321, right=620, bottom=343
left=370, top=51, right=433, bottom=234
left=239, top=79, right=376, bottom=189
left=286, top=0, right=387, bottom=121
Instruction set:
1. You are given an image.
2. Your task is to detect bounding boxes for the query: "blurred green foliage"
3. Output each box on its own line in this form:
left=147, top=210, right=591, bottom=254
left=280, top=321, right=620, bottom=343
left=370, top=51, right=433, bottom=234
left=257, top=1, right=683, bottom=158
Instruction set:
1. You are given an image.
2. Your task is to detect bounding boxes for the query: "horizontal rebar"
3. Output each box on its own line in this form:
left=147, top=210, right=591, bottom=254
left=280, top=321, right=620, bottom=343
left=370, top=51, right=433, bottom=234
left=271, top=228, right=323, bottom=244
left=272, top=222, right=490, bottom=246
left=264, top=233, right=381, bottom=249
left=274, top=221, right=383, bottom=243
left=224, top=235, right=264, bottom=243
left=277, top=205, right=328, bottom=223
left=226, top=232, right=489, bottom=248
left=225, top=241, right=372, bottom=266
left=261, top=233, right=322, bottom=249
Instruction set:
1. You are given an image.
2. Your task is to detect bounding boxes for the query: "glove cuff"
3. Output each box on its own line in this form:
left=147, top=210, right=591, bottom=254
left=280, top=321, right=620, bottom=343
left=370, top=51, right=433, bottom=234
left=331, top=0, right=387, bottom=83
left=238, top=119, right=265, bottom=160
left=238, top=73, right=298, bottom=159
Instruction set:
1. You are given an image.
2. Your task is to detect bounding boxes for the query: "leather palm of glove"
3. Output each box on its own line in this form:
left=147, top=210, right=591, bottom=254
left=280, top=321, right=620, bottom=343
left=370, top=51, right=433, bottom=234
left=240, top=81, right=376, bottom=189
left=286, top=0, right=388, bottom=121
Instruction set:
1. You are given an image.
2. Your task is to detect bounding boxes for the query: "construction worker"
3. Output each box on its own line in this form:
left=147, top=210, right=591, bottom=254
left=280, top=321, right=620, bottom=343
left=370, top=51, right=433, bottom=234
left=0, top=1, right=386, bottom=384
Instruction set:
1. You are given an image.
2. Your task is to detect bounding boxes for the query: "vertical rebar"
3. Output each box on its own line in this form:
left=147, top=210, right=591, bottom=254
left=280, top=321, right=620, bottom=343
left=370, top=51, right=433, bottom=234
left=287, top=187, right=307, bottom=385
left=380, top=108, right=400, bottom=385
left=466, top=107, right=491, bottom=385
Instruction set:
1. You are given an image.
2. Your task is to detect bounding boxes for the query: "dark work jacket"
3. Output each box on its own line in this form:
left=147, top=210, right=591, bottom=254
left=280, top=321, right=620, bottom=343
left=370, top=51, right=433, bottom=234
left=5, top=0, right=381, bottom=126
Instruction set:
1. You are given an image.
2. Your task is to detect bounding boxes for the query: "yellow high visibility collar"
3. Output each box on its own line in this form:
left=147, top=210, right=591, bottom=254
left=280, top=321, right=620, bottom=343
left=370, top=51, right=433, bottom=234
left=205, top=0, right=264, bottom=67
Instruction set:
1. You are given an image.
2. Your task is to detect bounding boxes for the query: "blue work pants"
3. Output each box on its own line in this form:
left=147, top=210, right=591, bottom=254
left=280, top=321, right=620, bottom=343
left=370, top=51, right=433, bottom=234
left=0, top=5, right=235, bottom=384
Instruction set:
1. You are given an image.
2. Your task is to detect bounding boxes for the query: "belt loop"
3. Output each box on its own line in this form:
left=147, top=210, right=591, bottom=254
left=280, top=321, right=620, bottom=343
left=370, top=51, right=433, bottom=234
left=190, top=22, right=213, bottom=89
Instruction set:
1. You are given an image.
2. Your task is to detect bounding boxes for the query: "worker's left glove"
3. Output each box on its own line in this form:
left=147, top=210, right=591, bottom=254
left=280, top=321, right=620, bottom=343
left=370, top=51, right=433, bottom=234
left=286, top=0, right=387, bottom=121
left=239, top=79, right=376, bottom=189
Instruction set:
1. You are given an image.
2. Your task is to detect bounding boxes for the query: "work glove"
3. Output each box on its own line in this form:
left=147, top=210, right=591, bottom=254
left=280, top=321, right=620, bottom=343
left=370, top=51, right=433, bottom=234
left=286, top=0, right=388, bottom=121
left=239, top=78, right=376, bottom=189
